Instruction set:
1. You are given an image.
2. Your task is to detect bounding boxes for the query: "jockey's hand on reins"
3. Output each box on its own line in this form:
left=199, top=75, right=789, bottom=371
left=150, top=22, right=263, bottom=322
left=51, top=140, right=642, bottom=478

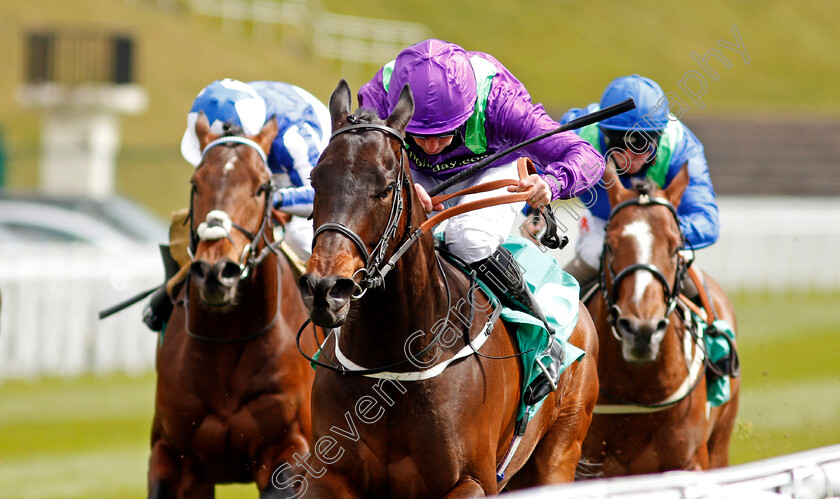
left=508, top=174, right=551, bottom=208
left=414, top=183, right=444, bottom=214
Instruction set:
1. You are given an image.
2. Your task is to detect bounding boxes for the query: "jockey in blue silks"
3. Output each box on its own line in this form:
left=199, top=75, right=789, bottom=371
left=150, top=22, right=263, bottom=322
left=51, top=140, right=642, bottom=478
left=180, top=78, right=330, bottom=258
left=559, top=75, right=720, bottom=294
left=143, top=79, right=330, bottom=332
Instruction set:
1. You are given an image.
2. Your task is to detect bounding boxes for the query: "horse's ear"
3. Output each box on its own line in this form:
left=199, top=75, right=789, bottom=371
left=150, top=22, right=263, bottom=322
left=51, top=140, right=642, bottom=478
left=255, top=115, right=279, bottom=155
left=195, top=111, right=215, bottom=151
left=329, top=79, right=352, bottom=130
left=386, top=83, right=414, bottom=135
left=602, top=157, right=629, bottom=208
left=664, top=162, right=690, bottom=208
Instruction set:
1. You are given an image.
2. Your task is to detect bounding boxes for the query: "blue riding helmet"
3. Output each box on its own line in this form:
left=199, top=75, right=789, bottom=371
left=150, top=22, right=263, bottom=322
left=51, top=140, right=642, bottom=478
left=598, top=75, right=670, bottom=131
left=180, top=79, right=267, bottom=166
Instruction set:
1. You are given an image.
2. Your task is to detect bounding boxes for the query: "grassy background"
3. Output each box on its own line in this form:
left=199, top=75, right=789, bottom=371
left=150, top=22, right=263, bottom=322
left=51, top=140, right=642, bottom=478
left=1, top=291, right=839, bottom=498
left=1, top=1, right=839, bottom=217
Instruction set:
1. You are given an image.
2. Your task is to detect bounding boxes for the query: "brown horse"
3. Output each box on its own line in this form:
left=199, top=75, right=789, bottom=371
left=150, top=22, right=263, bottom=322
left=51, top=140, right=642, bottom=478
left=580, top=165, right=740, bottom=475
left=148, top=114, right=315, bottom=498
left=295, top=79, right=599, bottom=497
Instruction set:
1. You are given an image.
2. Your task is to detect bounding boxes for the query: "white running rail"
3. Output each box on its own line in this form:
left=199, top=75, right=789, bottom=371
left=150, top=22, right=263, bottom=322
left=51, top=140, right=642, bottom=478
left=506, top=444, right=840, bottom=498
left=183, top=0, right=431, bottom=65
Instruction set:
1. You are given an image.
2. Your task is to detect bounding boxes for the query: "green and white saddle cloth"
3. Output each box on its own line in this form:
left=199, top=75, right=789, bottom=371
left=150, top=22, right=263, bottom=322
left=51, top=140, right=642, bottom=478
left=441, top=235, right=586, bottom=422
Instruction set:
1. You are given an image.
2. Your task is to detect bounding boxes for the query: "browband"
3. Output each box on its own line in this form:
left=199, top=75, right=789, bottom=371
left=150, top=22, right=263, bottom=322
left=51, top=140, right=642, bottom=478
left=200, top=136, right=269, bottom=166
left=330, top=123, right=406, bottom=148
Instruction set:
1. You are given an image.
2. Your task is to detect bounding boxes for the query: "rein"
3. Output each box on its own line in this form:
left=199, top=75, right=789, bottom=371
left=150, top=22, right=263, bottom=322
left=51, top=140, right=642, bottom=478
left=301, top=120, right=530, bottom=377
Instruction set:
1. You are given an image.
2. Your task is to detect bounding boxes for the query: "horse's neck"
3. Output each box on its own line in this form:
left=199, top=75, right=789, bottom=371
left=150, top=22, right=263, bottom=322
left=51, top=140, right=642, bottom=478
left=339, top=235, right=460, bottom=365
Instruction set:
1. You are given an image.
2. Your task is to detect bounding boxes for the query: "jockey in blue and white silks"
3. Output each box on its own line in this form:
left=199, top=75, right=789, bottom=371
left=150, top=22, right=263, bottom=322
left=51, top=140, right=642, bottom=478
left=180, top=78, right=331, bottom=259
left=558, top=74, right=720, bottom=290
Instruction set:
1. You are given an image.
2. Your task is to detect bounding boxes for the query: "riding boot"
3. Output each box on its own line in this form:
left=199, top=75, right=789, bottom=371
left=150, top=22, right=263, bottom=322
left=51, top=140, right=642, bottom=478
left=468, top=246, right=564, bottom=405
left=563, top=255, right=599, bottom=300
left=142, top=245, right=180, bottom=333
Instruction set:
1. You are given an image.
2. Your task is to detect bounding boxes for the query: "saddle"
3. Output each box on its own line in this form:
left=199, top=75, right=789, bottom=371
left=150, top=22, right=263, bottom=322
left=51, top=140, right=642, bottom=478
left=439, top=235, right=586, bottom=420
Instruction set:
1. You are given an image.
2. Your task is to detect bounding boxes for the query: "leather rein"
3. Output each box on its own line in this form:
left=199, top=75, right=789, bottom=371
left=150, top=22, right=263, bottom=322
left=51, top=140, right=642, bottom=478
left=299, top=121, right=534, bottom=376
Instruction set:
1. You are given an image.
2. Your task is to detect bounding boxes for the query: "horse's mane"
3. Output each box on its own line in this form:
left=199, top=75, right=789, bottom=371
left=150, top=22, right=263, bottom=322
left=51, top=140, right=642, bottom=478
left=347, top=108, right=383, bottom=125
left=632, top=178, right=657, bottom=196
left=221, top=122, right=245, bottom=137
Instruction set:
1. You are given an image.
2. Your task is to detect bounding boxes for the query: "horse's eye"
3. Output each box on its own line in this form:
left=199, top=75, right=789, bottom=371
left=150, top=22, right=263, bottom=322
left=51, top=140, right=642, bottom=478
left=378, top=182, right=397, bottom=199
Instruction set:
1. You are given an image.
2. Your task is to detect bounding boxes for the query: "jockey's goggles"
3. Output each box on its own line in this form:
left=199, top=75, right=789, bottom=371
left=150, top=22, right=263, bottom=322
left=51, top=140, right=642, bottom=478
left=601, top=128, right=663, bottom=154
left=407, top=130, right=459, bottom=140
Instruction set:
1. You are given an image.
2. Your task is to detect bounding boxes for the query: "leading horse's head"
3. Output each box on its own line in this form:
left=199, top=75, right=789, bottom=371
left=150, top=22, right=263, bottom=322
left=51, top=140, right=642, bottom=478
left=601, top=163, right=690, bottom=363
left=188, top=112, right=279, bottom=307
left=299, top=79, right=415, bottom=328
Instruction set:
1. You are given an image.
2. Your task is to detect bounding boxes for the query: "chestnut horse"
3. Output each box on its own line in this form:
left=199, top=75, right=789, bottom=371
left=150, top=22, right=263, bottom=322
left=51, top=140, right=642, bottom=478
left=296, top=80, right=599, bottom=497
left=148, top=114, right=315, bottom=498
left=580, top=165, right=740, bottom=475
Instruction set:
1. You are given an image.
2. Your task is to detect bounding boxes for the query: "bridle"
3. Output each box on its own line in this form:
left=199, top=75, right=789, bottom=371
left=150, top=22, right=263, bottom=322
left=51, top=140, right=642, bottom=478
left=188, top=135, right=282, bottom=280
left=594, top=191, right=710, bottom=411
left=599, top=192, right=691, bottom=334
left=182, top=135, right=284, bottom=343
left=301, top=120, right=487, bottom=376
left=310, top=121, right=415, bottom=298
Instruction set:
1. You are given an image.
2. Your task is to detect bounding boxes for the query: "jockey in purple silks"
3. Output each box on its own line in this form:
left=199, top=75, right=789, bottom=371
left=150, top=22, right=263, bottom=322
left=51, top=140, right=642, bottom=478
left=358, top=39, right=604, bottom=402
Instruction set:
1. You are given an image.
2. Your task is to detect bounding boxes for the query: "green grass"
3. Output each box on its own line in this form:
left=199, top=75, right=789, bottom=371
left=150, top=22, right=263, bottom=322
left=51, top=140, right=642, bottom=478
left=1, top=291, right=838, bottom=497
left=728, top=291, right=840, bottom=464
left=2, top=1, right=840, bottom=218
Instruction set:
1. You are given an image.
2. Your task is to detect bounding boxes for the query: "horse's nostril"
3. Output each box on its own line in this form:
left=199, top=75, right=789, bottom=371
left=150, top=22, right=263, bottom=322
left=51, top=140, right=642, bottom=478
left=329, top=278, right=356, bottom=302
left=299, top=274, right=315, bottom=295
left=616, top=317, right=633, bottom=335
left=220, top=261, right=241, bottom=280
left=191, top=261, right=209, bottom=280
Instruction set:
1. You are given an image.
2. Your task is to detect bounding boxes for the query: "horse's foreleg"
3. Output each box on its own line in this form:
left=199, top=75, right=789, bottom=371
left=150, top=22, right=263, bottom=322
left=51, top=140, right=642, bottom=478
left=149, top=439, right=214, bottom=498
left=513, top=311, right=600, bottom=486
left=707, top=377, right=741, bottom=468
left=256, top=431, right=311, bottom=498
left=148, top=440, right=180, bottom=499
left=444, top=477, right=487, bottom=498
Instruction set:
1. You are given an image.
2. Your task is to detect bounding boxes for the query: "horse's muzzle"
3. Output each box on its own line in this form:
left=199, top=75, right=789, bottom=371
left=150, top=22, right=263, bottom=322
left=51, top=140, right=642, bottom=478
left=616, top=315, right=670, bottom=364
left=190, top=259, right=241, bottom=306
left=299, top=273, right=355, bottom=327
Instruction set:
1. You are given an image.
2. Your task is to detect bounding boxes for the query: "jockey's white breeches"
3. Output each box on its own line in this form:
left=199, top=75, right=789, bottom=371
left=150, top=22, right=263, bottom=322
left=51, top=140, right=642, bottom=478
left=283, top=215, right=314, bottom=260
left=574, top=213, right=607, bottom=269
left=412, top=161, right=525, bottom=264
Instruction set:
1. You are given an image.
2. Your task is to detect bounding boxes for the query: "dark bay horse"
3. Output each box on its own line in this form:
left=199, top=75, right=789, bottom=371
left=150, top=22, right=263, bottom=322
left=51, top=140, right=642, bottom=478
left=580, top=165, right=740, bottom=475
left=296, top=80, right=599, bottom=497
left=148, top=114, right=315, bottom=497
